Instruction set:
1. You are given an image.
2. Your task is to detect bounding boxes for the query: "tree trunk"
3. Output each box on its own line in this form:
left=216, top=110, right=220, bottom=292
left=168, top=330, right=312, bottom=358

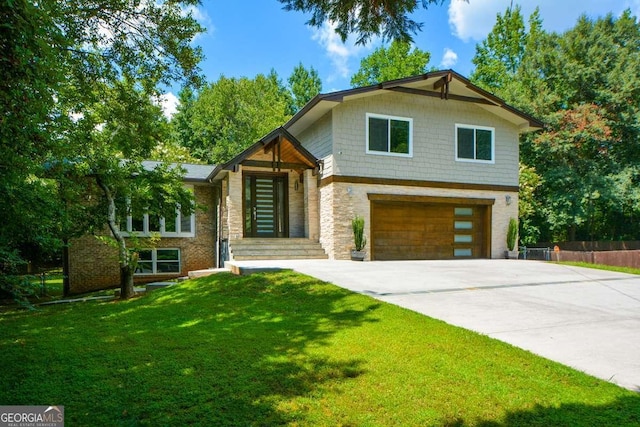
left=120, top=264, right=135, bottom=299
left=96, top=175, right=134, bottom=300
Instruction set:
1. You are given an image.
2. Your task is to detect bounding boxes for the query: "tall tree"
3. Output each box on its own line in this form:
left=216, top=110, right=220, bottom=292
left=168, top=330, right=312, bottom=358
left=175, top=71, right=293, bottom=164
left=279, top=0, right=447, bottom=44
left=350, top=40, right=431, bottom=87
left=470, top=6, right=543, bottom=108
left=1, top=0, right=204, bottom=299
left=288, top=63, right=322, bottom=112
left=473, top=7, right=640, bottom=243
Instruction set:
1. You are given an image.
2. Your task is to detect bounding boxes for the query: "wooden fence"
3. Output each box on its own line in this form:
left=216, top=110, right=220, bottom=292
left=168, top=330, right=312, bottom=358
left=549, top=249, right=640, bottom=269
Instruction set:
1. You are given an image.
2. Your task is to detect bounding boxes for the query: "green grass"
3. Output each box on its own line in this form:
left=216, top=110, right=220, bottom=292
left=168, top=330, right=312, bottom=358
left=1, top=271, right=638, bottom=426
left=557, top=261, right=640, bottom=276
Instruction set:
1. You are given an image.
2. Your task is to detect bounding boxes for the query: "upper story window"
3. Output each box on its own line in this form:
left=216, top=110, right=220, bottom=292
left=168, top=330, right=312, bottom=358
left=121, top=187, right=195, bottom=237
left=455, top=124, right=495, bottom=163
left=366, top=113, right=413, bottom=157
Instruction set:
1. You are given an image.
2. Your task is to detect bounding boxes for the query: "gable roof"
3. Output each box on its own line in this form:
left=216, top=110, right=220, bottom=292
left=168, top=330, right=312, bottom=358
left=284, top=69, right=543, bottom=135
left=207, top=127, right=319, bottom=181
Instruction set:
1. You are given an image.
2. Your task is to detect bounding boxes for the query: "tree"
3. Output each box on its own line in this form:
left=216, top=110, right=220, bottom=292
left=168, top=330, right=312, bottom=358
left=278, top=0, right=447, bottom=44
left=288, top=63, right=322, bottom=112
left=472, top=7, right=640, bottom=243
left=174, top=71, right=293, bottom=164
left=2, top=0, right=204, bottom=299
left=470, top=6, right=544, bottom=109
left=350, top=40, right=431, bottom=87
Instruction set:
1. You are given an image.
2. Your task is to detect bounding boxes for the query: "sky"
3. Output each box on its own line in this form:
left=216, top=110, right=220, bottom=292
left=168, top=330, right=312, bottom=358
left=160, top=0, right=640, bottom=117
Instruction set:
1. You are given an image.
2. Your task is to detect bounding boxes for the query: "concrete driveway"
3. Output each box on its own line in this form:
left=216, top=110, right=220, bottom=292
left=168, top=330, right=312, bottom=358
left=231, top=259, right=640, bottom=391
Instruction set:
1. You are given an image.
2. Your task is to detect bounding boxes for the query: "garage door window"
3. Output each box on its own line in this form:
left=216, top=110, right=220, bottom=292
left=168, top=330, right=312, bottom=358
left=454, top=207, right=475, bottom=257
left=455, top=124, right=495, bottom=163
left=366, top=113, right=413, bottom=157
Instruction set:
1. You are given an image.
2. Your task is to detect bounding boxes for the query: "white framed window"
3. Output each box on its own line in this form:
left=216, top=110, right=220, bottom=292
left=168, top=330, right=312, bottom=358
left=366, top=113, right=413, bottom=157
left=135, top=248, right=181, bottom=275
left=123, top=209, right=194, bottom=237
left=455, top=124, right=495, bottom=163
left=121, top=186, right=195, bottom=237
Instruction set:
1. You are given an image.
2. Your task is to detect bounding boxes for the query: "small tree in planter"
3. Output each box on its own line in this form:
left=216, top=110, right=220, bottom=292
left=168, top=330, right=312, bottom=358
left=506, top=217, right=518, bottom=259
left=351, top=215, right=367, bottom=261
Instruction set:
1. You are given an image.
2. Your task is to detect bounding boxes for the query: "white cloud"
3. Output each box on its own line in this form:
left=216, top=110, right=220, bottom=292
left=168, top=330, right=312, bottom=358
left=448, top=0, right=638, bottom=43
left=440, top=48, right=458, bottom=68
left=157, top=92, right=179, bottom=119
left=311, top=21, right=376, bottom=82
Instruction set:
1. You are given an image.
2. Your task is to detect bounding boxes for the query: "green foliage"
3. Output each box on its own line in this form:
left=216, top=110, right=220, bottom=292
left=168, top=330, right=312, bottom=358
left=473, top=7, right=640, bottom=242
left=351, top=215, right=367, bottom=251
left=350, top=40, right=431, bottom=87
left=279, top=0, right=447, bottom=45
left=173, top=71, right=293, bottom=164
left=507, top=218, right=518, bottom=251
left=2, top=0, right=204, bottom=298
left=518, top=163, right=542, bottom=245
left=1, top=272, right=639, bottom=425
left=288, top=63, right=322, bottom=112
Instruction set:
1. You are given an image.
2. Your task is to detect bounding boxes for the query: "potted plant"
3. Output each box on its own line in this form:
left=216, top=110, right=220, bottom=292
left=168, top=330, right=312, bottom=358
left=351, top=215, right=367, bottom=261
left=505, top=217, right=518, bottom=259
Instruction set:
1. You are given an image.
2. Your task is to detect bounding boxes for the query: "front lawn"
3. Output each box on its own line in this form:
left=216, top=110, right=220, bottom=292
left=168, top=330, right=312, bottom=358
left=1, top=271, right=638, bottom=426
left=557, top=261, right=640, bottom=276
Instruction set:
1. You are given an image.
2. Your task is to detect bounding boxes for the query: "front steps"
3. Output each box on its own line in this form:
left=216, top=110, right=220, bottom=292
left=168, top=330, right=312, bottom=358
left=229, top=238, right=328, bottom=261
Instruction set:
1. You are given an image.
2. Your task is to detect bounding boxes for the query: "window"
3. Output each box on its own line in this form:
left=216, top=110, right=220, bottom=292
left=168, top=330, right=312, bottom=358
left=455, top=124, right=495, bottom=163
left=366, top=113, right=413, bottom=156
left=120, top=186, right=195, bottom=237
left=135, top=248, right=181, bottom=275
left=121, top=209, right=194, bottom=237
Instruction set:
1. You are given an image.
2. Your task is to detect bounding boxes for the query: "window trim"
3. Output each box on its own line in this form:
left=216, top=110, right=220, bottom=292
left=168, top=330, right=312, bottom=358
left=134, top=248, right=181, bottom=276
left=366, top=113, right=413, bottom=158
left=121, top=186, right=195, bottom=238
left=455, top=123, right=495, bottom=164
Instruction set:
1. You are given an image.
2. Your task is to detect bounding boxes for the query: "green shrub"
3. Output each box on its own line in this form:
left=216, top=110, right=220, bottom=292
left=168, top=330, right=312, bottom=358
left=507, top=217, right=518, bottom=251
left=352, top=215, right=367, bottom=251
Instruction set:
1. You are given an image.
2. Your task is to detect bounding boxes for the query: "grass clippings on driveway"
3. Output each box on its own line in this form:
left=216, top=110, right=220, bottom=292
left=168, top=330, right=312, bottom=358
left=1, top=271, right=638, bottom=426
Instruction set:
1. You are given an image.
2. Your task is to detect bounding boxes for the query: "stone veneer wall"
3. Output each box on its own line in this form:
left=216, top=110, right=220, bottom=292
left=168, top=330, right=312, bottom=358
left=68, top=184, right=216, bottom=294
left=320, top=181, right=518, bottom=260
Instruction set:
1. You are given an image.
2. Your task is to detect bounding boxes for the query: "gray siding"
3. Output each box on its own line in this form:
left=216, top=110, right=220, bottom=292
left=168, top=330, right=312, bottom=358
left=331, top=92, right=520, bottom=186
left=297, top=111, right=333, bottom=159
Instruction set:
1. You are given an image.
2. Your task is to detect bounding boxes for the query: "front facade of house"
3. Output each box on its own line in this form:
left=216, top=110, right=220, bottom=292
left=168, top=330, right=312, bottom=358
left=68, top=71, right=542, bottom=293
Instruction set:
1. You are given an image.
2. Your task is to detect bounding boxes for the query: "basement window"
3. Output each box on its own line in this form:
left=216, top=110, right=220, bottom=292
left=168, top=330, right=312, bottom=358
left=135, top=248, right=181, bottom=275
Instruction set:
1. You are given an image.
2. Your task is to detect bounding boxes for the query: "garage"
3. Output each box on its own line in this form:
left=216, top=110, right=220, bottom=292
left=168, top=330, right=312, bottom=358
left=369, top=194, right=493, bottom=261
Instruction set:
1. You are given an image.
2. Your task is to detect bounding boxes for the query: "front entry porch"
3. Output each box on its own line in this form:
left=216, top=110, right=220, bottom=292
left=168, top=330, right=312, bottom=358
left=212, top=127, right=324, bottom=265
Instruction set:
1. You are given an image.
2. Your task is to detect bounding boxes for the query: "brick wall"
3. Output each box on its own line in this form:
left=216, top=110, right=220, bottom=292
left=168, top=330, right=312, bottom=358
left=68, top=184, right=216, bottom=294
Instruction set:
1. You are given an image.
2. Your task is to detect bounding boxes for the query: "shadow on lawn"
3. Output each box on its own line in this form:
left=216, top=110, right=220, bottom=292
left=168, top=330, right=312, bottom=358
left=10, top=271, right=379, bottom=426
left=476, top=394, right=640, bottom=427
left=439, top=394, right=640, bottom=427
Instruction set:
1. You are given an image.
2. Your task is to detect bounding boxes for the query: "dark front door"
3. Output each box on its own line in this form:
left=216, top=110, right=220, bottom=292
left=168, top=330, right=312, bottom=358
left=244, top=174, right=288, bottom=238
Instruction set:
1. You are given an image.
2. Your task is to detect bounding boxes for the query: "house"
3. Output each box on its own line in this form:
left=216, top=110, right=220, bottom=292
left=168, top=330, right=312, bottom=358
left=68, top=70, right=542, bottom=293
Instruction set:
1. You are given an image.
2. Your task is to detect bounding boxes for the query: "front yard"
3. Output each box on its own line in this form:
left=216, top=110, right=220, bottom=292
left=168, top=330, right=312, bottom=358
left=1, top=271, right=638, bottom=426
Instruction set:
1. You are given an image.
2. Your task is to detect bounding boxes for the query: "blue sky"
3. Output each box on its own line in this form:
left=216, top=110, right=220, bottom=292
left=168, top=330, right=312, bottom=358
left=161, top=0, right=640, bottom=115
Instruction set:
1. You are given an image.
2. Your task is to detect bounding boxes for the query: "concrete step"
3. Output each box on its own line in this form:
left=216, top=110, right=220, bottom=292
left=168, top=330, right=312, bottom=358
left=229, top=238, right=328, bottom=261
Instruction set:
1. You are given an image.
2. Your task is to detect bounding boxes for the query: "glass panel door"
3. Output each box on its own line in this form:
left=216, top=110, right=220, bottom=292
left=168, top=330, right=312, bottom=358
left=244, top=174, right=288, bottom=238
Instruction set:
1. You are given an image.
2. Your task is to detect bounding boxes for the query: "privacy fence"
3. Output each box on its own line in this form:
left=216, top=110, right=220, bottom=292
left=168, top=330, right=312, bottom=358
left=536, top=241, right=640, bottom=269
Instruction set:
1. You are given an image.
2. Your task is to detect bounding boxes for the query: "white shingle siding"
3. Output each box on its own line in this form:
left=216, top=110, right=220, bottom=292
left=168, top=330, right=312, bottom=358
left=331, top=92, right=520, bottom=186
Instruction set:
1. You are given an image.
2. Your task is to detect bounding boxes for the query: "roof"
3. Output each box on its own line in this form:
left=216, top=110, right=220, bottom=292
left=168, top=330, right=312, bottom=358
left=141, top=161, right=216, bottom=183
left=207, top=127, right=319, bottom=181
left=284, top=69, right=544, bottom=135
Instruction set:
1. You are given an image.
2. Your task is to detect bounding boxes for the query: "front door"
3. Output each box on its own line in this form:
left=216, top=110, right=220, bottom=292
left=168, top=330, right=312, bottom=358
left=243, top=173, right=288, bottom=238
